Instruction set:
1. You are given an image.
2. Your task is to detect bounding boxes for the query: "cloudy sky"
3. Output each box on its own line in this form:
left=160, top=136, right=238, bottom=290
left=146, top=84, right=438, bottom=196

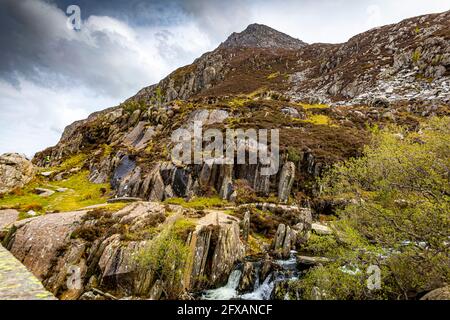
left=1, top=0, right=449, bottom=157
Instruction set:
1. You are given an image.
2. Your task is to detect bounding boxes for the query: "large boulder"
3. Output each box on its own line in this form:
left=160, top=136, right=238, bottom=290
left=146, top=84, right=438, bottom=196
left=0, top=153, right=35, bottom=194
left=5, top=211, right=86, bottom=288
left=0, top=209, right=19, bottom=233
left=0, top=245, right=56, bottom=300
left=185, top=211, right=245, bottom=290
left=420, top=286, right=450, bottom=300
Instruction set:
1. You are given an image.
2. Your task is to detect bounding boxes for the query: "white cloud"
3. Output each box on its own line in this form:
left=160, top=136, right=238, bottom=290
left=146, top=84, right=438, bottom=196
left=0, top=0, right=213, bottom=156
left=0, top=78, right=115, bottom=157
left=246, top=0, right=450, bottom=44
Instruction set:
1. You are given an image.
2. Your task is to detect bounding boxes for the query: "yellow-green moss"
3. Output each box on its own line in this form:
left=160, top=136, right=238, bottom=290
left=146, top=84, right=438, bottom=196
left=228, top=96, right=251, bottom=109
left=0, top=170, right=110, bottom=216
left=303, top=114, right=335, bottom=126
left=42, top=153, right=87, bottom=173
left=267, top=71, right=281, bottom=80
left=412, top=49, right=421, bottom=63
left=101, top=144, right=113, bottom=157
left=298, top=103, right=330, bottom=110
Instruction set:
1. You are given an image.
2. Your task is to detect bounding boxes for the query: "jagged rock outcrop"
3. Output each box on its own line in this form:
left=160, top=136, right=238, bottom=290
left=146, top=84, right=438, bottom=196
left=219, top=23, right=307, bottom=50
left=0, top=153, right=35, bottom=194
left=238, top=261, right=256, bottom=292
left=272, top=224, right=296, bottom=259
left=278, top=162, right=296, bottom=203
left=266, top=204, right=312, bottom=258
left=288, top=10, right=450, bottom=105
left=3, top=203, right=245, bottom=299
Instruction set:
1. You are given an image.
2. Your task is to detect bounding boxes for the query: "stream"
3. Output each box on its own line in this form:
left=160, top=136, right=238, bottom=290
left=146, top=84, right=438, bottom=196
left=201, top=251, right=301, bottom=300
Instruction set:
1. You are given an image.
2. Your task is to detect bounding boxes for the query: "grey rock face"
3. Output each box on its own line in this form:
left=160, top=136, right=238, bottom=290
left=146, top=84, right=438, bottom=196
left=3, top=203, right=246, bottom=300
left=242, top=211, right=250, bottom=242
left=111, top=155, right=136, bottom=190
left=187, top=211, right=245, bottom=290
left=278, top=162, right=296, bottom=203
left=238, top=262, right=256, bottom=292
left=281, top=107, right=301, bottom=118
left=288, top=11, right=450, bottom=106
left=123, top=121, right=155, bottom=151
left=0, top=153, right=35, bottom=194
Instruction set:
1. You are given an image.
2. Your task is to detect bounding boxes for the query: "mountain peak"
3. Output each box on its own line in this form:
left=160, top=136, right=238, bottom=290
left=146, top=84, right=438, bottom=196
left=219, top=23, right=307, bottom=50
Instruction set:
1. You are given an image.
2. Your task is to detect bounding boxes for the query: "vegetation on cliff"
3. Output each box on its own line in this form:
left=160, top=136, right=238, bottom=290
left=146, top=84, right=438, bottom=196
left=296, top=116, right=450, bottom=299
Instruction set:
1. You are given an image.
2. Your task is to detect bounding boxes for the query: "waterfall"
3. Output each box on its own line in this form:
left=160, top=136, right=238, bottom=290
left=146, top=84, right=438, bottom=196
left=201, top=269, right=242, bottom=300
left=202, top=251, right=300, bottom=300
left=240, top=274, right=274, bottom=300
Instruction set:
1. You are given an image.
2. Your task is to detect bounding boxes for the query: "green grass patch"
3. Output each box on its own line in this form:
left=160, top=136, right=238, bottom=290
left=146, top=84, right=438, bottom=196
left=136, top=217, right=194, bottom=299
left=0, top=170, right=110, bottom=216
left=42, top=153, right=87, bottom=173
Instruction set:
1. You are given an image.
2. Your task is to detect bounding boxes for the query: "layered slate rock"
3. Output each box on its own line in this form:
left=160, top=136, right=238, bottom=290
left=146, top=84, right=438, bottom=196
left=278, top=162, right=296, bottom=203
left=186, top=210, right=245, bottom=290
left=6, top=211, right=86, bottom=283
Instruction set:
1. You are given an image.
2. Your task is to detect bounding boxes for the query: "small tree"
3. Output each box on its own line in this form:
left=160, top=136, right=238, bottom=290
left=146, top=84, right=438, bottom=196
left=138, top=220, right=192, bottom=299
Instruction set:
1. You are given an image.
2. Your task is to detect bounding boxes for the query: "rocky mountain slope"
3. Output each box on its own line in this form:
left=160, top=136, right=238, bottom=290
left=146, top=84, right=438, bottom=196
left=32, top=10, right=449, bottom=206
left=0, top=10, right=449, bottom=300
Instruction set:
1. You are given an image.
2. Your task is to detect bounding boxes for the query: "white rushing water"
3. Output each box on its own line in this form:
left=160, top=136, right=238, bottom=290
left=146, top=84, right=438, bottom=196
left=202, top=269, right=242, bottom=300
left=202, top=251, right=299, bottom=300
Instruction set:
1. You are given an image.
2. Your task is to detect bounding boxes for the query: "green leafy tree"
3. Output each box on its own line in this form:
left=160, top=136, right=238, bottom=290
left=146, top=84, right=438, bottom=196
left=300, top=117, right=450, bottom=299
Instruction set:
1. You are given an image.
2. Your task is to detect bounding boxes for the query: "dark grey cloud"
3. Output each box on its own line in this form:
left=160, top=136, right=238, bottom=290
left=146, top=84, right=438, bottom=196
left=0, top=0, right=213, bottom=156
left=48, top=0, right=187, bottom=27
left=0, top=0, right=200, bottom=97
